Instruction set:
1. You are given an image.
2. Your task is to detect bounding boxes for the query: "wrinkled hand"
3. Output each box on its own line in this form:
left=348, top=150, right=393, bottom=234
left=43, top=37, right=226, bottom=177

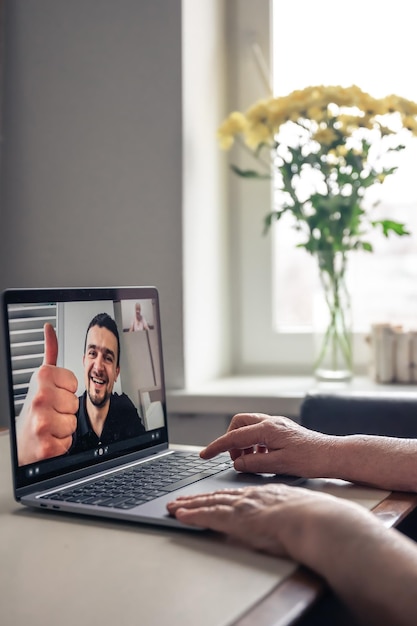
left=16, top=323, right=79, bottom=465
left=200, top=413, right=332, bottom=478
left=168, top=484, right=417, bottom=626
left=167, top=483, right=347, bottom=558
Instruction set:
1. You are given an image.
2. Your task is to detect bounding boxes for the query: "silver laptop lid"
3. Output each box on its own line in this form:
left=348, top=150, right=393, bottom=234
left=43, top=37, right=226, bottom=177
left=2, top=286, right=169, bottom=498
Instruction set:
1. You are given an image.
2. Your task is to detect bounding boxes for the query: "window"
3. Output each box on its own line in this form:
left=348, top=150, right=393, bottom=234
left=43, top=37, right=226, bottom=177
left=230, top=0, right=417, bottom=375
left=7, top=303, right=57, bottom=416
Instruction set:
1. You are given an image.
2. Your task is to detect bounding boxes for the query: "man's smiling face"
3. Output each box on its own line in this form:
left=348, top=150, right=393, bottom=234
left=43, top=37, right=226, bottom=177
left=83, top=325, right=120, bottom=408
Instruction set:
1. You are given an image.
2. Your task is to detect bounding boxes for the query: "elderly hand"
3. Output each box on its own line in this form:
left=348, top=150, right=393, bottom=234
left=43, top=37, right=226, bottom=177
left=199, top=413, right=335, bottom=479
left=167, top=481, right=417, bottom=626
left=167, top=483, right=368, bottom=559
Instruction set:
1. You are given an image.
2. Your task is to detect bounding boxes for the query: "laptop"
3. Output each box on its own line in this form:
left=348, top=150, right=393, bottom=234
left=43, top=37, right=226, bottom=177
left=2, top=286, right=302, bottom=530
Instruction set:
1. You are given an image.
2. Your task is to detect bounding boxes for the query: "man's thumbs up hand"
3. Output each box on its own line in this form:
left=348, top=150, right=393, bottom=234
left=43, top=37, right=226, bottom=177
left=16, top=324, right=79, bottom=466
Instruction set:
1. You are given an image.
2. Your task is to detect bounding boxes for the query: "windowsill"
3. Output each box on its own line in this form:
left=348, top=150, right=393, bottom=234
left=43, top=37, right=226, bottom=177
left=166, top=375, right=417, bottom=419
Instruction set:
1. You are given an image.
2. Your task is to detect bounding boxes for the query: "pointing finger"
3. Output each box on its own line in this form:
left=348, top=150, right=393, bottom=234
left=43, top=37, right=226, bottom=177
left=200, top=423, right=268, bottom=459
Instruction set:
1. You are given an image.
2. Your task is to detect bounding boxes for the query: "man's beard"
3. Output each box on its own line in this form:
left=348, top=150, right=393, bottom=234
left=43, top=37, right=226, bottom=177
left=87, top=386, right=110, bottom=408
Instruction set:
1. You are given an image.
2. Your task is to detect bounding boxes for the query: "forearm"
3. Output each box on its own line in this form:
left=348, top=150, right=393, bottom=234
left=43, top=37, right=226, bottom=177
left=320, top=435, right=417, bottom=492
left=282, top=501, right=417, bottom=626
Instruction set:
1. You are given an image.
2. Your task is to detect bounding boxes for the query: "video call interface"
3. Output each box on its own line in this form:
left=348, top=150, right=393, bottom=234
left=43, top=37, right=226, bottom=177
left=8, top=297, right=167, bottom=483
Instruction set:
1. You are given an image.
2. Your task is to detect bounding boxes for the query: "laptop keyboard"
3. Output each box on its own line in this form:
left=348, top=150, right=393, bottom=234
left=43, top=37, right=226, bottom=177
left=41, top=452, right=233, bottom=510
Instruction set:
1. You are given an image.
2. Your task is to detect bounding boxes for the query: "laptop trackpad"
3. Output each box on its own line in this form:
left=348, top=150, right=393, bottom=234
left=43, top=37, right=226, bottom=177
left=215, top=469, right=306, bottom=487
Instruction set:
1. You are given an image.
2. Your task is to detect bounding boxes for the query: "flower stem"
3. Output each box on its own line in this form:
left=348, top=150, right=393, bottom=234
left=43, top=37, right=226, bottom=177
left=314, top=252, right=353, bottom=377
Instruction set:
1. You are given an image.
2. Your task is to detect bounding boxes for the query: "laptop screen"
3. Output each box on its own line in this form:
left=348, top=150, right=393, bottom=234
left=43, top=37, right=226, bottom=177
left=2, top=287, right=169, bottom=492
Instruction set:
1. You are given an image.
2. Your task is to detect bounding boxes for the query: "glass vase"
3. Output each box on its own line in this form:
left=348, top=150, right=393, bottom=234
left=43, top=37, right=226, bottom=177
left=313, top=251, right=353, bottom=382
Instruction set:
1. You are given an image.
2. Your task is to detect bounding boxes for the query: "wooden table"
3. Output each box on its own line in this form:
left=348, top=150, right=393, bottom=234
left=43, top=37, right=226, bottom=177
left=1, top=430, right=416, bottom=626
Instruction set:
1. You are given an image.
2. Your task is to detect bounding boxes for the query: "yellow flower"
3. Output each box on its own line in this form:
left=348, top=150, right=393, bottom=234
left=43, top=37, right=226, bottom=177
left=313, top=127, right=338, bottom=146
left=264, top=99, right=287, bottom=126
left=245, top=122, right=272, bottom=149
left=217, top=85, right=417, bottom=242
left=381, top=94, right=401, bottom=114
left=246, top=101, right=270, bottom=125
left=334, top=145, right=348, bottom=157
left=402, top=115, right=417, bottom=135
left=217, top=112, right=248, bottom=149
left=306, top=106, right=325, bottom=123
left=217, top=83, right=413, bottom=289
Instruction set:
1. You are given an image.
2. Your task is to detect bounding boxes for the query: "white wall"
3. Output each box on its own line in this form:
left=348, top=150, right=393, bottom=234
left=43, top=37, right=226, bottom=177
left=182, top=0, right=231, bottom=387
left=0, top=0, right=185, bottom=426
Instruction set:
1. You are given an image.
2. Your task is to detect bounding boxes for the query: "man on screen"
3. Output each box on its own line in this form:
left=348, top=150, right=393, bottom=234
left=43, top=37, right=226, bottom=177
left=16, top=312, right=145, bottom=466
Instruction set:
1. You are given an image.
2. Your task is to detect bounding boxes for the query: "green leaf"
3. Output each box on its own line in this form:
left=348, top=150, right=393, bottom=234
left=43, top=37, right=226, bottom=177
left=372, top=220, right=411, bottom=237
left=230, top=164, right=271, bottom=180
left=263, top=211, right=285, bottom=234
left=379, top=166, right=398, bottom=178
left=358, top=241, right=373, bottom=252
left=391, top=144, right=407, bottom=152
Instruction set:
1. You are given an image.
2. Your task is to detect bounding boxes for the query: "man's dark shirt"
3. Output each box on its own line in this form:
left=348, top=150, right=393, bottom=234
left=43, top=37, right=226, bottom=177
left=70, top=391, right=146, bottom=454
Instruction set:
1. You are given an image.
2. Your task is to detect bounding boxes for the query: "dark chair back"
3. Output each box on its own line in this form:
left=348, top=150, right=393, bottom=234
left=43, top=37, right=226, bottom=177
left=300, top=392, right=417, bottom=437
